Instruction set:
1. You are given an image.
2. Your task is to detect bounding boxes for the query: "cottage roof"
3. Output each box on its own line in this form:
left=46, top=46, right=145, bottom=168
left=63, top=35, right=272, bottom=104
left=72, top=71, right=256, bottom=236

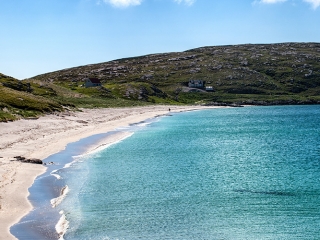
left=87, top=78, right=101, bottom=84
left=189, top=80, right=203, bottom=83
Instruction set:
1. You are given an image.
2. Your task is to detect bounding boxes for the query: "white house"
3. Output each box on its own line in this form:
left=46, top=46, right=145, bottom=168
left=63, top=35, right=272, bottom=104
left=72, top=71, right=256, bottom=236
left=84, top=78, right=102, bottom=88
left=205, top=86, right=214, bottom=92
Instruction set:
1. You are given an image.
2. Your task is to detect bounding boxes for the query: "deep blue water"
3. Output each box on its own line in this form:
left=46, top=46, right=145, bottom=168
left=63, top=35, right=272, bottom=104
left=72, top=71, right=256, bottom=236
left=14, top=105, right=320, bottom=239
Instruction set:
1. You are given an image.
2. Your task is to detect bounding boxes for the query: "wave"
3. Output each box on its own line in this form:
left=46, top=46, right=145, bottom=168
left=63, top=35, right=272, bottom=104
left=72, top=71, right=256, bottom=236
left=51, top=169, right=62, bottom=180
left=134, top=120, right=155, bottom=127
left=233, top=189, right=295, bottom=196
left=63, top=161, right=75, bottom=169
left=51, top=185, right=69, bottom=208
left=56, top=210, right=69, bottom=240
left=75, top=132, right=134, bottom=158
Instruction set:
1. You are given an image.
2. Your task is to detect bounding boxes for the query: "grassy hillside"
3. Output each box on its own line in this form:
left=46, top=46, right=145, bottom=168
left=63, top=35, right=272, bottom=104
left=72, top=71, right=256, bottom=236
left=30, top=42, right=320, bottom=105
left=0, top=73, right=64, bottom=121
left=2, top=42, right=320, bottom=121
left=0, top=73, right=152, bottom=122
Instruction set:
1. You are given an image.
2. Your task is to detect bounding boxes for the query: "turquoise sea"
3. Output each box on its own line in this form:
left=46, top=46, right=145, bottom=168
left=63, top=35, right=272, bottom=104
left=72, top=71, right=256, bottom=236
left=13, top=105, right=320, bottom=239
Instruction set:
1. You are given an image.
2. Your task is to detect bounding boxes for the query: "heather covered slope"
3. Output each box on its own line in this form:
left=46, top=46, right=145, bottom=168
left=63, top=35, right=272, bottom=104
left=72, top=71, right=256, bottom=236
left=0, top=73, right=64, bottom=121
left=30, top=42, right=320, bottom=105
left=2, top=42, right=320, bottom=121
left=0, top=73, right=149, bottom=121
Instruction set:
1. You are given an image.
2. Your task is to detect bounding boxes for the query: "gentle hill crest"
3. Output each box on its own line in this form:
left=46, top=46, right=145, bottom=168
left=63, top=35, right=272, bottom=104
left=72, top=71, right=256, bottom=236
left=2, top=42, right=320, bottom=121
left=29, top=42, right=320, bottom=105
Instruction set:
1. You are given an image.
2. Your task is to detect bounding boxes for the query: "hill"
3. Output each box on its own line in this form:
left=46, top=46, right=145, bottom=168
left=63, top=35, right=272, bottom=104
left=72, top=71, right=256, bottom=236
left=2, top=42, right=320, bottom=121
left=0, top=72, right=152, bottom=121
left=0, top=73, right=64, bottom=121
left=29, top=42, right=320, bottom=105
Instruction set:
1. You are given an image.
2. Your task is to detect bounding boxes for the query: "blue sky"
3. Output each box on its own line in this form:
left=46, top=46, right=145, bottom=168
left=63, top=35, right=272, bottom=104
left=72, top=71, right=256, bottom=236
left=1, top=0, right=320, bottom=79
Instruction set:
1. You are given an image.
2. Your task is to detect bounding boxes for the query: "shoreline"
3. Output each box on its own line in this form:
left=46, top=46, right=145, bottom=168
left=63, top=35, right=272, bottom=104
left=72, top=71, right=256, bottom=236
left=0, top=105, right=224, bottom=239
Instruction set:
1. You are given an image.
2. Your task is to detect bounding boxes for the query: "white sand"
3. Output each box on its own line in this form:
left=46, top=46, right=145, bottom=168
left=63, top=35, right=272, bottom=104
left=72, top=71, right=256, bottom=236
left=0, top=105, right=223, bottom=239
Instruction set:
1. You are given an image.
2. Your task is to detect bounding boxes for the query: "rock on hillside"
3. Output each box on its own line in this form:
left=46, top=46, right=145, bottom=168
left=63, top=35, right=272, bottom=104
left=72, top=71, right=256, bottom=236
left=28, top=42, right=320, bottom=104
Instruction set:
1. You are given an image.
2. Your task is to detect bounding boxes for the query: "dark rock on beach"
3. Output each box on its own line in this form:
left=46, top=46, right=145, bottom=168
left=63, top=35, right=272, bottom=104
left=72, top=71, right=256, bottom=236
left=14, top=156, right=43, bottom=164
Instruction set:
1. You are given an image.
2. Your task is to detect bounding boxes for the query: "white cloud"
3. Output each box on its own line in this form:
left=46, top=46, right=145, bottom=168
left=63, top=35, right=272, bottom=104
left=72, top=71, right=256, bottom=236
left=101, top=0, right=196, bottom=7
left=257, top=0, right=320, bottom=8
left=259, top=0, right=287, bottom=3
left=174, top=0, right=196, bottom=6
left=102, top=0, right=143, bottom=7
left=303, top=0, right=320, bottom=9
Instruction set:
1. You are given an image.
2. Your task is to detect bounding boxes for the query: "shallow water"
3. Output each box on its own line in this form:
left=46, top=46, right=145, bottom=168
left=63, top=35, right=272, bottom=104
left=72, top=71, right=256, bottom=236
left=10, top=132, right=120, bottom=239
left=13, top=105, right=320, bottom=239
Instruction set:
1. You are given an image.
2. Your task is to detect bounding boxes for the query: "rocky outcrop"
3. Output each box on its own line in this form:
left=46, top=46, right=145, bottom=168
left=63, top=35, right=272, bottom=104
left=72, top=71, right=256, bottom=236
left=14, top=156, right=43, bottom=164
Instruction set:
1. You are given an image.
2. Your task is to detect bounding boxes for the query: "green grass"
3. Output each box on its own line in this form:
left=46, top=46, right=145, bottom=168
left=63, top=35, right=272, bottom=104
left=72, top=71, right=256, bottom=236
left=0, top=86, right=62, bottom=112
left=0, top=110, right=17, bottom=122
left=2, top=43, right=320, bottom=122
left=0, top=75, right=65, bottom=121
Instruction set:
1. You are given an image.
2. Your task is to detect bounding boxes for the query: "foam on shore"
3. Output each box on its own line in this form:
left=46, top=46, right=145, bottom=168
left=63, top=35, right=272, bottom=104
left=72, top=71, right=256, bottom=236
left=56, top=210, right=69, bottom=240
left=51, top=170, right=62, bottom=180
left=63, top=161, right=75, bottom=169
left=51, top=185, right=69, bottom=208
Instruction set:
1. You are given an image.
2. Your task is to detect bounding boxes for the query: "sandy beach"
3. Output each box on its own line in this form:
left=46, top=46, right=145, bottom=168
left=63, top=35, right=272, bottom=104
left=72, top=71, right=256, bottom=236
left=0, top=105, right=222, bottom=240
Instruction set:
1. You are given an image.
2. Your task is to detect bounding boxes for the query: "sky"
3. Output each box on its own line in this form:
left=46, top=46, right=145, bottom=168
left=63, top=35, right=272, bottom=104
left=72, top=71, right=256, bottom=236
left=1, top=0, right=320, bottom=79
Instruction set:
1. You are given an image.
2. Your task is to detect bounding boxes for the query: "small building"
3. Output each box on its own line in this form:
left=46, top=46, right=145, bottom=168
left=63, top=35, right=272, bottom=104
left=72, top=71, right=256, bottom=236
left=188, top=80, right=205, bottom=88
left=206, top=86, right=214, bottom=92
left=84, top=78, right=101, bottom=88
